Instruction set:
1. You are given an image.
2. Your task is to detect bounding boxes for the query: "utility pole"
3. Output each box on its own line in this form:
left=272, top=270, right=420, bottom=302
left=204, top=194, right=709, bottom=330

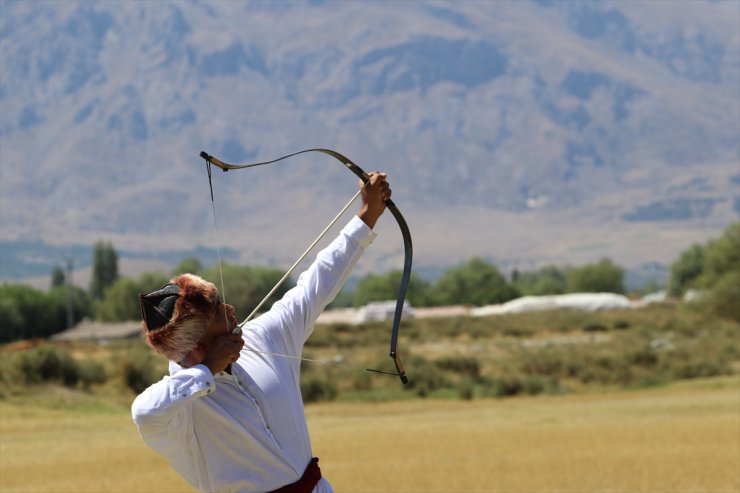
left=65, top=257, right=74, bottom=329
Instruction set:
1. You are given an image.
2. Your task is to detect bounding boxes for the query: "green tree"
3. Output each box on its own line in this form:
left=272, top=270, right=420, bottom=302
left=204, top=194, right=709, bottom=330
left=692, top=222, right=740, bottom=321
left=94, top=273, right=169, bottom=322
left=431, top=258, right=519, bottom=306
left=533, top=266, right=568, bottom=295
left=0, top=285, right=74, bottom=342
left=352, top=271, right=431, bottom=307
left=566, top=258, right=624, bottom=294
left=172, top=256, right=203, bottom=276
left=47, top=285, right=92, bottom=330
left=698, top=223, right=740, bottom=288
left=328, top=287, right=354, bottom=308
left=0, top=293, right=25, bottom=342
left=513, top=265, right=567, bottom=296
left=90, top=241, right=119, bottom=299
left=700, top=270, right=740, bottom=322
left=668, top=244, right=705, bottom=296
left=51, top=265, right=66, bottom=288
left=200, top=264, right=291, bottom=320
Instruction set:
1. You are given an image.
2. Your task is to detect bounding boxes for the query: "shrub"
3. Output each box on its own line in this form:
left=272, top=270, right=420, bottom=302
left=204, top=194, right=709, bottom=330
left=118, top=348, right=160, bottom=394
left=352, top=371, right=373, bottom=391
left=458, top=379, right=475, bottom=400
left=672, top=361, right=726, bottom=380
left=502, top=326, right=533, bottom=337
left=699, top=271, right=740, bottom=322
left=613, top=319, right=631, bottom=330
left=19, top=346, right=79, bottom=387
left=434, top=356, right=481, bottom=378
left=476, top=374, right=525, bottom=398
left=523, top=376, right=546, bottom=395
left=77, top=360, right=107, bottom=390
left=583, top=322, right=609, bottom=332
left=517, top=348, right=565, bottom=377
left=0, top=354, right=22, bottom=397
left=301, top=377, right=337, bottom=403
left=402, top=355, right=450, bottom=396
left=628, top=347, right=659, bottom=367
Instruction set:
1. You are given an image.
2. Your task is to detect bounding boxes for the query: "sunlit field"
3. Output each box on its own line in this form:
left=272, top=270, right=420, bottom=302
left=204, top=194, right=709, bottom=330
left=1, top=377, right=738, bottom=493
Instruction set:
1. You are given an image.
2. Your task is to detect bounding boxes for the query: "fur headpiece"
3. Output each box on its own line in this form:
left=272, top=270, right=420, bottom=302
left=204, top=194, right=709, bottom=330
left=139, top=274, right=219, bottom=363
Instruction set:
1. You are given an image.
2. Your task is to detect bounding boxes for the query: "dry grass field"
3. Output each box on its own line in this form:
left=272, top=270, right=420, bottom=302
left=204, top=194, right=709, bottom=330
left=1, top=377, right=738, bottom=493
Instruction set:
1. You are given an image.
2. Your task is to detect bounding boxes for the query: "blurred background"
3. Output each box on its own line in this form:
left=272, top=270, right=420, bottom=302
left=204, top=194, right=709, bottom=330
left=1, top=0, right=737, bottom=289
left=1, top=2, right=739, bottom=492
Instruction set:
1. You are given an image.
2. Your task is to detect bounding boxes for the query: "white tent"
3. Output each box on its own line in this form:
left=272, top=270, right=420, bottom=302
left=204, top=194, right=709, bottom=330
left=472, top=293, right=633, bottom=317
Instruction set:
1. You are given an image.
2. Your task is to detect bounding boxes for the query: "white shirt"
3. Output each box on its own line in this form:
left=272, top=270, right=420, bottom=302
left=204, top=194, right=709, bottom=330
left=132, top=216, right=376, bottom=493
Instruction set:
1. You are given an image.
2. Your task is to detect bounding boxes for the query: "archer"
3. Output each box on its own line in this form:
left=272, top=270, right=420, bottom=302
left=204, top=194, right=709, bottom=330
left=132, top=172, right=391, bottom=493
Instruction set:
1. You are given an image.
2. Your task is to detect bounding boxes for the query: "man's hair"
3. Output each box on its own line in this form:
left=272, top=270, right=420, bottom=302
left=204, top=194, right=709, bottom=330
left=141, top=274, right=219, bottom=363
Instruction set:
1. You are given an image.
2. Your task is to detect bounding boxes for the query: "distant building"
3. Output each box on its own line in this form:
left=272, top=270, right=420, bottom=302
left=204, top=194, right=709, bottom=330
left=51, top=319, right=141, bottom=342
left=472, top=293, right=633, bottom=317
left=354, top=301, right=415, bottom=324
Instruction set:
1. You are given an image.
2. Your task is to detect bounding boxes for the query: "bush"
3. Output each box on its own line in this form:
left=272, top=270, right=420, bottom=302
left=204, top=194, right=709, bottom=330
left=458, top=380, right=475, bottom=400
left=672, top=361, right=727, bottom=380
left=699, top=271, right=740, bottom=322
left=567, top=258, right=625, bottom=294
left=19, top=346, right=80, bottom=387
left=402, top=355, right=450, bottom=397
left=352, top=371, right=373, bottom=391
left=77, top=360, right=107, bottom=390
left=488, top=376, right=524, bottom=397
left=613, top=319, right=631, bottom=330
left=481, top=374, right=555, bottom=398
left=628, top=347, right=659, bottom=367
left=434, top=356, right=481, bottom=378
left=523, top=376, right=546, bottom=395
left=0, top=285, right=87, bottom=342
left=502, top=326, right=534, bottom=337
left=0, top=354, right=22, bottom=397
left=118, top=348, right=161, bottom=394
left=301, top=377, right=337, bottom=403
left=583, top=322, right=609, bottom=332
left=517, top=348, right=565, bottom=376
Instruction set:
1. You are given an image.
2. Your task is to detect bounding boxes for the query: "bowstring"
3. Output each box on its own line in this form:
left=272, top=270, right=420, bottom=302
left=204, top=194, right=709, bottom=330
left=240, top=187, right=365, bottom=326
left=240, top=341, right=353, bottom=370
left=204, top=161, right=391, bottom=375
left=238, top=340, right=398, bottom=377
left=205, top=160, right=230, bottom=331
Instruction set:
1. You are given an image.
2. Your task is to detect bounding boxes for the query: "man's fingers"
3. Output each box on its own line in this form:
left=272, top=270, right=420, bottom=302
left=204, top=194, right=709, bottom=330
left=383, top=186, right=392, bottom=201
left=215, top=334, right=243, bottom=361
left=369, top=171, right=387, bottom=185
left=373, top=174, right=391, bottom=201
left=359, top=172, right=387, bottom=189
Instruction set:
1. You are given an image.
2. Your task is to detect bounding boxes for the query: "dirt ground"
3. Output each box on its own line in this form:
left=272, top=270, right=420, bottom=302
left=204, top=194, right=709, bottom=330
left=1, top=377, right=738, bottom=493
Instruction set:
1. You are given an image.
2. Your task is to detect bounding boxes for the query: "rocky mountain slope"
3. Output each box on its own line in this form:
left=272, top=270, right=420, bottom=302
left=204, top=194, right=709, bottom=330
left=1, top=0, right=738, bottom=281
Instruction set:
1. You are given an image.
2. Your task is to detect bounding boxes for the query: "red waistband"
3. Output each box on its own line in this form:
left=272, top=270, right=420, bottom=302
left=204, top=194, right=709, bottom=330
left=268, top=457, right=322, bottom=493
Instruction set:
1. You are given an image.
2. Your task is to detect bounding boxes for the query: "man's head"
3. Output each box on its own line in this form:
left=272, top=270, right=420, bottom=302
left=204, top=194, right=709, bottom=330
left=139, top=273, right=230, bottom=364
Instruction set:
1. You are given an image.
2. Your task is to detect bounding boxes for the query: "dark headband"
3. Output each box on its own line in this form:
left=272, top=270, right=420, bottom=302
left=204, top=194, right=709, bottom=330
left=139, top=283, right=180, bottom=331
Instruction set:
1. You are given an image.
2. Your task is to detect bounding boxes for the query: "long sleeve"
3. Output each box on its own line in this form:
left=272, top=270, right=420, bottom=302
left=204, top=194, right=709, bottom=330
left=247, top=215, right=376, bottom=359
left=131, top=364, right=215, bottom=455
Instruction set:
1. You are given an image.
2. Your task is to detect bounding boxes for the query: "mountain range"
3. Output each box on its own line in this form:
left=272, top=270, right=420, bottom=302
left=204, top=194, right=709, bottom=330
left=1, top=0, right=738, bottom=286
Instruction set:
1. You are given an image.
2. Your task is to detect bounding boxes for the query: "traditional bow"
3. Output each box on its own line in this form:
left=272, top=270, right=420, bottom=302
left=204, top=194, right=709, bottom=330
left=199, top=149, right=411, bottom=384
